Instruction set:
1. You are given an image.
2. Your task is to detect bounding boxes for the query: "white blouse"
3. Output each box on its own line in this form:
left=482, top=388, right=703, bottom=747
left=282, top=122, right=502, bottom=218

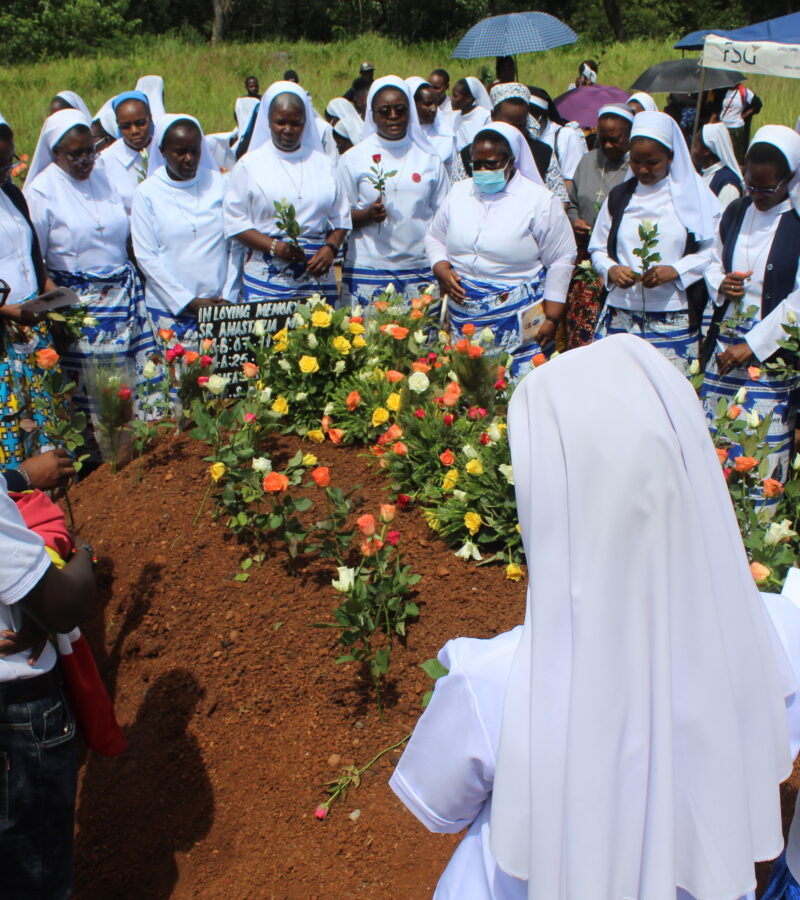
left=26, top=163, right=129, bottom=274
left=99, top=137, right=149, bottom=215
left=701, top=163, right=741, bottom=211
left=454, top=107, right=492, bottom=151
left=589, top=177, right=717, bottom=313
left=132, top=166, right=240, bottom=316
left=422, top=123, right=456, bottom=171
left=705, top=199, right=800, bottom=361
left=425, top=171, right=576, bottom=303
left=339, top=133, right=450, bottom=270
left=223, top=143, right=350, bottom=240
left=0, top=190, right=38, bottom=303
left=538, top=120, right=587, bottom=181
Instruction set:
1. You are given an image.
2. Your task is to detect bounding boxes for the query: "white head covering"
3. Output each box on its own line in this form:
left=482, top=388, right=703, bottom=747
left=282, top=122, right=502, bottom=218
left=24, top=108, right=92, bottom=192
left=580, top=62, right=598, bottom=84
left=325, top=97, right=364, bottom=143
left=135, top=75, right=166, bottom=120
left=490, top=333, right=794, bottom=900
left=362, top=76, right=436, bottom=155
left=93, top=98, right=119, bottom=140
left=405, top=77, right=454, bottom=142
left=748, top=124, right=800, bottom=214
left=597, top=103, right=635, bottom=125
left=701, top=121, right=743, bottom=184
left=0, top=111, right=7, bottom=126
left=234, top=96, right=259, bottom=135
left=630, top=110, right=718, bottom=241
left=628, top=91, right=658, bottom=113
left=464, top=76, right=493, bottom=111
left=247, top=81, right=323, bottom=156
left=474, top=121, right=544, bottom=186
left=146, top=114, right=219, bottom=177
left=55, top=90, right=91, bottom=121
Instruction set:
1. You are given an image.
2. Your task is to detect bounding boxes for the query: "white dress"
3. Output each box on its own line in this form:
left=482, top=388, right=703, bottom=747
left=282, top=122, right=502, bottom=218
left=454, top=107, right=492, bottom=151
left=0, top=189, right=38, bottom=303
left=99, top=137, right=150, bottom=215
left=537, top=120, right=588, bottom=181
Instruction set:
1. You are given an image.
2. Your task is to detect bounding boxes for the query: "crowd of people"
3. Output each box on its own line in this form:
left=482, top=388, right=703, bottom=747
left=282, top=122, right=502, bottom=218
left=2, top=52, right=800, bottom=899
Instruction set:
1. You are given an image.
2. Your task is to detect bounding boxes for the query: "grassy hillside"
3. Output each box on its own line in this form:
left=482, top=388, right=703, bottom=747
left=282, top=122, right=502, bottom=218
left=1, top=34, right=796, bottom=153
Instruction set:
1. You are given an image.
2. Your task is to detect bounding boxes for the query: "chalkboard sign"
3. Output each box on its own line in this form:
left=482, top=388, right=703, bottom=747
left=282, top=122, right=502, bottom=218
left=196, top=299, right=297, bottom=394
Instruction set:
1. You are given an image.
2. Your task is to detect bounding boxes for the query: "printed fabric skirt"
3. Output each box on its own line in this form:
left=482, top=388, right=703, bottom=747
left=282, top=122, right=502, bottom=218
left=0, top=319, right=64, bottom=466
left=148, top=308, right=199, bottom=353
left=700, top=315, right=798, bottom=481
left=595, top=306, right=699, bottom=377
left=448, top=273, right=550, bottom=381
left=51, top=264, right=157, bottom=420
left=761, top=853, right=800, bottom=900
left=340, top=263, right=437, bottom=316
left=243, top=236, right=338, bottom=306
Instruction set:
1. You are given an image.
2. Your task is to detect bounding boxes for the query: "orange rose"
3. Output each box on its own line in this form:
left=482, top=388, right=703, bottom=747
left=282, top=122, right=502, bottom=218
left=411, top=297, right=425, bottom=310
left=311, top=466, right=330, bottom=487
left=346, top=390, right=362, bottom=411
left=391, top=326, right=409, bottom=340
left=747, top=366, right=761, bottom=381
left=349, top=316, right=364, bottom=324
left=321, top=415, right=333, bottom=433
left=715, top=447, right=728, bottom=464
left=202, top=337, right=214, bottom=352
left=158, top=328, right=175, bottom=342
left=468, top=344, right=483, bottom=359
left=439, top=449, right=455, bottom=466
left=357, top=514, right=376, bottom=536
left=532, top=353, right=547, bottom=368
left=184, top=351, right=199, bottom=365
left=454, top=338, right=470, bottom=354
left=462, top=323, right=476, bottom=337
left=242, top=361, right=259, bottom=378
left=35, top=347, right=60, bottom=370
left=380, top=504, right=396, bottom=523
left=733, top=456, right=758, bottom=472
left=410, top=309, right=424, bottom=319
left=386, top=370, right=404, bottom=383
left=763, top=478, right=784, bottom=498
left=727, top=405, right=742, bottom=420
left=263, top=471, right=289, bottom=492
left=361, top=537, right=384, bottom=557
left=384, top=423, right=403, bottom=441
left=750, top=561, right=771, bottom=583
left=327, top=428, right=344, bottom=444
left=411, top=361, right=431, bottom=374
left=441, top=384, right=461, bottom=408
left=392, top=441, right=408, bottom=455
left=374, top=301, right=389, bottom=312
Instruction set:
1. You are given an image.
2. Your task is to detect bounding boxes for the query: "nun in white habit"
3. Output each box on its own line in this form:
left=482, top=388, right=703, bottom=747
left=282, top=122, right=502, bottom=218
left=406, top=77, right=457, bottom=174
left=50, top=90, right=92, bottom=120
left=99, top=89, right=154, bottom=215
left=132, top=114, right=241, bottom=351
left=135, top=75, right=166, bottom=120
left=339, top=74, right=449, bottom=310
left=223, top=80, right=350, bottom=305
left=590, top=110, right=720, bottom=375
left=691, top=122, right=743, bottom=210
left=390, top=333, right=799, bottom=900
left=451, top=76, right=493, bottom=151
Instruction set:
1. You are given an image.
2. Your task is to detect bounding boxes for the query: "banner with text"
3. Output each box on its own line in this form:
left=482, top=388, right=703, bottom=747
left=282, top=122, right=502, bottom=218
left=701, top=35, right=800, bottom=79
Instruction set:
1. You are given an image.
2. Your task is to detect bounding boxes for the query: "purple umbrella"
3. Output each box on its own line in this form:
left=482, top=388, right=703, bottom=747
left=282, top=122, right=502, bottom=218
left=554, top=84, right=632, bottom=129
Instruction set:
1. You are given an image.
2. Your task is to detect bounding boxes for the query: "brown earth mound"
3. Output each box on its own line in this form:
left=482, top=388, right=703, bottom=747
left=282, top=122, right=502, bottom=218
left=68, top=433, right=800, bottom=898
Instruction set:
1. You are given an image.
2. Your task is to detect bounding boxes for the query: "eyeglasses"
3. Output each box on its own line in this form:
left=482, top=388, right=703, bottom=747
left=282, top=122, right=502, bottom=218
left=62, top=147, right=96, bottom=163
left=472, top=157, right=510, bottom=171
left=745, top=177, right=787, bottom=196
left=118, top=118, right=150, bottom=130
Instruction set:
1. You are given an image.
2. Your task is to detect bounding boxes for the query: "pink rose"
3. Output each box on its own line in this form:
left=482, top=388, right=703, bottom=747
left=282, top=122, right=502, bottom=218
left=197, top=376, right=209, bottom=386
left=385, top=530, right=400, bottom=546
left=243, top=412, right=256, bottom=423
left=172, top=343, right=185, bottom=358
left=314, top=806, right=328, bottom=820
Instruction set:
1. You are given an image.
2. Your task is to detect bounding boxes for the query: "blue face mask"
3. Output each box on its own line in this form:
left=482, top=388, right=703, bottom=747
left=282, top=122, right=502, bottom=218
left=473, top=168, right=508, bottom=194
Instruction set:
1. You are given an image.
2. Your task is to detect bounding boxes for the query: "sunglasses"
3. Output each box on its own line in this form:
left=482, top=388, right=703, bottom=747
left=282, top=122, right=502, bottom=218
left=472, top=157, right=510, bottom=171
left=745, top=176, right=787, bottom=196
left=62, top=147, right=96, bottom=163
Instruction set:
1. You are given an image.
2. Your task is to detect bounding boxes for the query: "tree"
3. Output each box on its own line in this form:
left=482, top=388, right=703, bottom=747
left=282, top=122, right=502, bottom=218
left=211, top=0, right=234, bottom=43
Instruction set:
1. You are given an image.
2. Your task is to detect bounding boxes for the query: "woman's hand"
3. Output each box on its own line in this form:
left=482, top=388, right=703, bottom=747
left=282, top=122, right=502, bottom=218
left=433, top=261, right=466, bottom=302
left=535, top=319, right=557, bottom=346
left=572, top=217, right=591, bottom=237
left=716, top=341, right=754, bottom=376
left=0, top=616, right=49, bottom=664
left=0, top=303, right=40, bottom=325
left=306, top=245, right=336, bottom=278
left=272, top=240, right=306, bottom=264
left=608, top=265, right=637, bottom=289
left=642, top=265, right=679, bottom=288
left=720, top=270, right=753, bottom=300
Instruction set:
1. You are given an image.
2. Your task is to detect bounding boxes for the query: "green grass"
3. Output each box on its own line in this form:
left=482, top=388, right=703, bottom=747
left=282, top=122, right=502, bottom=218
left=1, top=34, right=795, bottom=154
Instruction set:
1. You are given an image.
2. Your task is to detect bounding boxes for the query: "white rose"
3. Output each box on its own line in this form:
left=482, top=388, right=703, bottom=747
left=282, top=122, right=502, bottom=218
left=142, top=361, right=158, bottom=379
left=383, top=283, right=396, bottom=296
left=455, top=541, right=482, bottom=561
left=253, top=320, right=267, bottom=337
left=480, top=327, right=494, bottom=345
left=278, top=359, right=291, bottom=371
left=794, top=454, right=800, bottom=471
left=307, top=332, right=318, bottom=349
left=688, top=359, right=700, bottom=375
left=295, top=391, right=308, bottom=401
left=452, top=489, right=467, bottom=501
left=407, top=371, right=430, bottom=393
left=259, top=388, right=272, bottom=403
left=461, top=444, right=477, bottom=459
left=734, top=387, right=748, bottom=404
left=423, top=282, right=436, bottom=296
left=413, top=329, right=425, bottom=343
left=447, top=371, right=459, bottom=383
left=788, top=309, right=797, bottom=325
left=747, top=409, right=760, bottom=428
left=252, top=457, right=272, bottom=473
left=292, top=312, right=305, bottom=328
left=487, top=423, right=502, bottom=442
left=334, top=360, right=346, bottom=374
left=438, top=330, right=449, bottom=345
left=765, top=519, right=798, bottom=546
left=309, top=293, right=324, bottom=305
left=205, top=373, right=229, bottom=395
left=498, top=463, right=514, bottom=485
left=332, top=566, right=356, bottom=592
left=324, top=402, right=334, bottom=416
left=82, top=315, right=98, bottom=327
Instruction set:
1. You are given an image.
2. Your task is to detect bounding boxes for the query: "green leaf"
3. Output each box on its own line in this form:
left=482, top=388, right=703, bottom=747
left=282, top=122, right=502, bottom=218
left=234, top=572, right=250, bottom=582
left=420, top=658, right=449, bottom=681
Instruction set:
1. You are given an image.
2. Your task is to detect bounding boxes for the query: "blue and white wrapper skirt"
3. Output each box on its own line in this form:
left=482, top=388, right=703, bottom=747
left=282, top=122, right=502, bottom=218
left=762, top=853, right=800, bottom=900
left=51, top=264, right=157, bottom=419
left=148, top=308, right=199, bottom=352
left=701, top=316, right=798, bottom=481
left=448, top=273, right=549, bottom=381
left=595, top=306, right=699, bottom=376
left=340, top=263, right=437, bottom=315
left=243, top=236, right=338, bottom=305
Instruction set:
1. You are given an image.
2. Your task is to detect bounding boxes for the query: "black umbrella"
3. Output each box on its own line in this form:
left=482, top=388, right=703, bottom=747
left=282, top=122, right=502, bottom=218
left=631, top=58, right=745, bottom=93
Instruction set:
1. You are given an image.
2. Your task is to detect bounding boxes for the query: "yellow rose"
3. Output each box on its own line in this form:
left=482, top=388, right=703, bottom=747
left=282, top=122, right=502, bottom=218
left=306, top=429, right=325, bottom=443
left=271, top=396, right=289, bottom=415
left=352, top=335, right=367, bottom=349
left=515, top=523, right=521, bottom=533
left=311, top=309, right=332, bottom=328
left=299, top=355, right=320, bottom=374
left=302, top=452, right=318, bottom=466
left=209, top=461, right=226, bottom=482
left=349, top=321, right=366, bottom=335
left=371, top=406, right=390, bottom=427
left=465, top=458, right=484, bottom=476
left=505, top=562, right=524, bottom=582
left=464, top=511, right=482, bottom=535
left=272, top=327, right=289, bottom=353
left=332, top=335, right=351, bottom=356
left=442, top=468, right=459, bottom=492
left=386, top=392, right=401, bottom=412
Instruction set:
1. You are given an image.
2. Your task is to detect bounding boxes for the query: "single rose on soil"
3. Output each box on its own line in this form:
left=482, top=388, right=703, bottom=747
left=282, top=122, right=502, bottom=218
left=209, top=462, right=226, bottom=482
left=385, top=530, right=400, bottom=546
left=263, top=472, right=289, bottom=492
left=311, top=466, right=330, bottom=487
left=328, top=428, right=344, bottom=444
left=357, top=514, right=376, bottom=536
left=380, top=504, right=396, bottom=523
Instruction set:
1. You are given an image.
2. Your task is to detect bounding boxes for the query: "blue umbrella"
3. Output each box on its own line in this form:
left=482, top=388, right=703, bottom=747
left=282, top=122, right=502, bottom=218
left=451, top=12, right=577, bottom=59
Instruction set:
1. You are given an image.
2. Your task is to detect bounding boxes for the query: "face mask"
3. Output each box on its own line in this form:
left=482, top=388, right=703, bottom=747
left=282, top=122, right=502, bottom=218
left=473, top=168, right=508, bottom=194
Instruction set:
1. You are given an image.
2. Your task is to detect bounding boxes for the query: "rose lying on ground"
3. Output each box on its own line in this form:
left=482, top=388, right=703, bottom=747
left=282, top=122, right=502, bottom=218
left=263, top=472, right=289, bottom=492
left=311, top=466, right=330, bottom=487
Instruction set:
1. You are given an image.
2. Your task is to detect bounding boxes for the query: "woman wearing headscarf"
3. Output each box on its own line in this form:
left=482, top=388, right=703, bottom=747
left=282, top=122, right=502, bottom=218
left=0, top=118, right=64, bottom=465
left=91, top=98, right=118, bottom=154
left=691, top=122, right=744, bottom=210
left=325, top=97, right=363, bottom=146
left=339, top=75, right=449, bottom=309
left=567, top=59, right=599, bottom=92
left=701, top=125, right=800, bottom=480
left=527, top=87, right=588, bottom=186
left=132, top=115, right=239, bottom=353
left=99, top=90, right=153, bottom=215
left=134, top=75, right=166, bottom=120
left=25, top=109, right=155, bottom=422
left=451, top=77, right=493, bottom=152
left=565, top=104, right=633, bottom=348
left=426, top=122, right=576, bottom=378
left=589, top=110, right=720, bottom=375
left=389, top=333, right=799, bottom=900
left=224, top=81, right=350, bottom=305
left=49, top=90, right=92, bottom=120
left=406, top=77, right=456, bottom=175
left=206, top=96, right=259, bottom=172
left=628, top=91, right=658, bottom=114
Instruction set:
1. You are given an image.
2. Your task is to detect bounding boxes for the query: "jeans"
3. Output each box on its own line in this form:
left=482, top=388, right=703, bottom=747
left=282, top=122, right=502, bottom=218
left=0, top=682, right=77, bottom=899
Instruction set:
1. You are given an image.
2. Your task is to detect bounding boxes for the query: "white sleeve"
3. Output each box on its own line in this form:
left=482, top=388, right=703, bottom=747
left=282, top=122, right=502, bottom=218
left=431, top=158, right=451, bottom=212
left=338, top=154, right=360, bottom=208
left=588, top=197, right=615, bottom=285
left=533, top=195, right=577, bottom=303
left=745, top=287, right=800, bottom=362
left=25, top=186, right=50, bottom=263
left=424, top=195, right=451, bottom=269
left=704, top=226, right=727, bottom=303
left=131, top=188, right=195, bottom=315
left=223, top=161, right=257, bottom=238
left=0, top=476, right=50, bottom=606
left=389, top=642, right=495, bottom=833
left=556, top=127, right=587, bottom=181
left=222, top=240, right=244, bottom=301
left=327, top=162, right=352, bottom=231
left=674, top=235, right=716, bottom=291
left=716, top=184, right=741, bottom=211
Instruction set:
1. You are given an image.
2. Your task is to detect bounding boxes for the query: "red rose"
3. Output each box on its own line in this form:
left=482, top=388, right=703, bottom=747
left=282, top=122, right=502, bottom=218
left=480, top=432, right=490, bottom=445
left=396, top=493, right=410, bottom=509
left=414, top=408, right=426, bottom=419
left=372, top=153, right=381, bottom=163
left=411, top=172, right=421, bottom=183
left=165, top=348, right=176, bottom=363
left=200, top=355, right=213, bottom=368
left=117, top=387, right=132, bottom=401
left=197, top=376, right=209, bottom=386
left=443, top=413, right=454, bottom=426
left=494, top=378, right=508, bottom=390
left=385, top=530, right=400, bottom=546
left=172, top=343, right=185, bottom=358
